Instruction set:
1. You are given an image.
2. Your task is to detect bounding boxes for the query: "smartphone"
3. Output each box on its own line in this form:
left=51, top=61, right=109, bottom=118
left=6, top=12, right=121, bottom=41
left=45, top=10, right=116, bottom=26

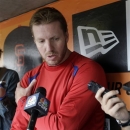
left=88, top=81, right=116, bottom=98
left=123, top=81, right=130, bottom=91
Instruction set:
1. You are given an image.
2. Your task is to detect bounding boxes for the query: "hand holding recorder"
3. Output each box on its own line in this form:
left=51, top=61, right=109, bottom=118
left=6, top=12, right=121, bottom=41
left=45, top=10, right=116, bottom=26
left=88, top=81, right=130, bottom=128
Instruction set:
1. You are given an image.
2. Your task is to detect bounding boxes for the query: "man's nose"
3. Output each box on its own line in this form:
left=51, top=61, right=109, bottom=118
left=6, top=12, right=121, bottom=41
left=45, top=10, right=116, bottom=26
left=45, top=40, right=54, bottom=51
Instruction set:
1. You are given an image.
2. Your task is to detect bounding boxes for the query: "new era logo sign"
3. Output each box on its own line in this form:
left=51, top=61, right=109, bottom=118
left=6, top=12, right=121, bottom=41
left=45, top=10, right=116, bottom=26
left=77, top=26, right=119, bottom=58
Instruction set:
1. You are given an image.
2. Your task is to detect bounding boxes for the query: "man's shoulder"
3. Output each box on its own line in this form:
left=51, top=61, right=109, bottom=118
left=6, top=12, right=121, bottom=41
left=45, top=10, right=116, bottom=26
left=21, top=63, right=44, bottom=83
left=1, top=68, right=18, bottom=77
left=6, top=68, right=18, bottom=73
left=72, top=51, right=99, bottom=66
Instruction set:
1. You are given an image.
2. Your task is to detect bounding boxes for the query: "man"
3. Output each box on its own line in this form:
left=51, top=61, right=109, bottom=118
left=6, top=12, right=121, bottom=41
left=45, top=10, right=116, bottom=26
left=0, top=49, right=19, bottom=130
left=95, top=87, right=130, bottom=130
left=11, top=7, right=107, bottom=130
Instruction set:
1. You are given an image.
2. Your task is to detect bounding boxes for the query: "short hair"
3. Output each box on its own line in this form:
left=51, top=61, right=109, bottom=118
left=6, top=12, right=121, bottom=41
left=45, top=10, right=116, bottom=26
left=29, top=7, right=68, bottom=33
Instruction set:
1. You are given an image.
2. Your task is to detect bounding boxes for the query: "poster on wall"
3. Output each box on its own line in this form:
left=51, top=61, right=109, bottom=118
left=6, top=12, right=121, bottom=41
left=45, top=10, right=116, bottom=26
left=72, top=0, right=130, bottom=110
left=73, top=1, right=127, bottom=73
left=3, top=26, right=42, bottom=79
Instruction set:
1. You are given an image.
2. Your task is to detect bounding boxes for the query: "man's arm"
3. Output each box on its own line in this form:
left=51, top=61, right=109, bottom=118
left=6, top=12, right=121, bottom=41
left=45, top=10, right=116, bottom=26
left=11, top=76, right=105, bottom=130
left=95, top=87, right=130, bottom=130
left=10, top=79, right=36, bottom=130
left=10, top=96, right=29, bottom=129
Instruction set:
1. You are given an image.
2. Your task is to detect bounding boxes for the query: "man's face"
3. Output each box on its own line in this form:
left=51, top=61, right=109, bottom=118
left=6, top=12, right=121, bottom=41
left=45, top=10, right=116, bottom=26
left=32, top=21, right=69, bottom=66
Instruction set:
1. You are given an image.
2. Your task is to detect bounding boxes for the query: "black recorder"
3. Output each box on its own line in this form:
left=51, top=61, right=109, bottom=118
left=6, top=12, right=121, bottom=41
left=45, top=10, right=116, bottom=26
left=123, top=81, right=130, bottom=95
left=88, top=81, right=117, bottom=98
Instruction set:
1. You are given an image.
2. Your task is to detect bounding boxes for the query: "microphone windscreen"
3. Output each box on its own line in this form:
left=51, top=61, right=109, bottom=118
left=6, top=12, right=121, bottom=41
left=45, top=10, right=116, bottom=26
left=35, top=87, right=46, bottom=97
left=24, top=86, right=50, bottom=117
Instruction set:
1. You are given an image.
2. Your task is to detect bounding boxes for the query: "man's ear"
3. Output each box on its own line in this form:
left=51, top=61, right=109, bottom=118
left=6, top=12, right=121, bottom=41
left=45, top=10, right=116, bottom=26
left=32, top=35, right=36, bottom=44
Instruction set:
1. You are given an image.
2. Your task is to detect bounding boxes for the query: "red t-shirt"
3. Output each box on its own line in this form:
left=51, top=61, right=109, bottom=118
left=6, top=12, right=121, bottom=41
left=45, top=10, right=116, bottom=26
left=11, top=51, right=107, bottom=130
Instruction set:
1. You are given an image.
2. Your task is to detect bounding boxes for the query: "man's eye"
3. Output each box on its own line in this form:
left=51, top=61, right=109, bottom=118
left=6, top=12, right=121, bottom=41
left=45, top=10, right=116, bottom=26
left=54, top=38, right=59, bottom=41
left=39, top=40, right=44, bottom=43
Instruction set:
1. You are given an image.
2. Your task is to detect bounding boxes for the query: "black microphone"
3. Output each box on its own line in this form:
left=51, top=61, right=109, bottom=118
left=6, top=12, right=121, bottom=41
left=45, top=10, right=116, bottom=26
left=24, top=87, right=50, bottom=130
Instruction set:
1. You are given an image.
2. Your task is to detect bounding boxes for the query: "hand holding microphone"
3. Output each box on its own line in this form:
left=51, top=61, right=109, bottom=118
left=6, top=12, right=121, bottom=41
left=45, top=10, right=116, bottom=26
left=15, top=79, right=36, bottom=104
left=24, top=87, right=50, bottom=130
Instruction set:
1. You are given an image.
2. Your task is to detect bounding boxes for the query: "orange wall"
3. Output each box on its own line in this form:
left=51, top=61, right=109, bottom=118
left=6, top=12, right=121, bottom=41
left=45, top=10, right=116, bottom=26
left=0, top=0, right=120, bottom=79
left=0, top=0, right=119, bottom=56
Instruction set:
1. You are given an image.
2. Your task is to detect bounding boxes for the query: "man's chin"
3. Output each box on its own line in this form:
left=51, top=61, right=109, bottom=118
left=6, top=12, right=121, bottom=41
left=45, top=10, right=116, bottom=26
left=46, top=61, right=59, bottom=66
